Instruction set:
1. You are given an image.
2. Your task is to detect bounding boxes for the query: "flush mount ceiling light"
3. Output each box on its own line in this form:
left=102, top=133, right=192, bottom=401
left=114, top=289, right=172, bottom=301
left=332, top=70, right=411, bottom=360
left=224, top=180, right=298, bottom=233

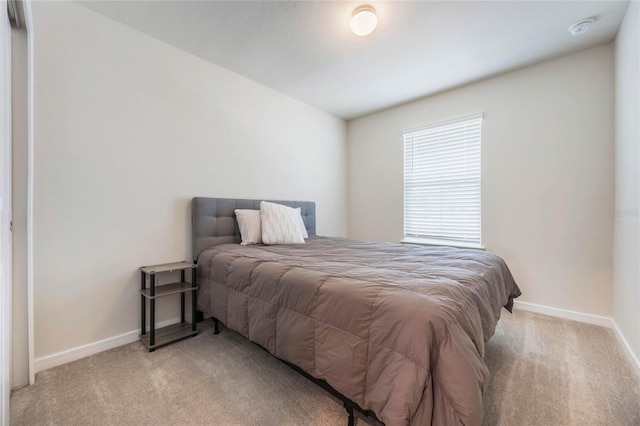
left=350, top=5, right=378, bottom=37
left=568, top=18, right=594, bottom=36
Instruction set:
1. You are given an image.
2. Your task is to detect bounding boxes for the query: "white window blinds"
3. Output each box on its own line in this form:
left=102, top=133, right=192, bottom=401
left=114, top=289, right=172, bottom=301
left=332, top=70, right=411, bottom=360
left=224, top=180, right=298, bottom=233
left=403, top=113, right=482, bottom=246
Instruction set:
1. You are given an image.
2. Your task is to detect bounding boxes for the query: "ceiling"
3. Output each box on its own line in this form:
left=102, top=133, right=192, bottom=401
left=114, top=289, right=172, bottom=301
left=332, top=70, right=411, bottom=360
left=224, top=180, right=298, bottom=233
left=77, top=1, right=629, bottom=120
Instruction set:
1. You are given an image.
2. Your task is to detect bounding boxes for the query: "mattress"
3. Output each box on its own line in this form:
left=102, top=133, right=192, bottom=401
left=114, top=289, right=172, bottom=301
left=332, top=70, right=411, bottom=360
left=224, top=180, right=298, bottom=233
left=196, top=236, right=521, bottom=425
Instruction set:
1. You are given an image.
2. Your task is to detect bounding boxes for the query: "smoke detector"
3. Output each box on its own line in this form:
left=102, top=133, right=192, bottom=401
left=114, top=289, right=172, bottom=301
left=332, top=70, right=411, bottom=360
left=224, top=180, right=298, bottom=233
left=568, top=18, right=594, bottom=36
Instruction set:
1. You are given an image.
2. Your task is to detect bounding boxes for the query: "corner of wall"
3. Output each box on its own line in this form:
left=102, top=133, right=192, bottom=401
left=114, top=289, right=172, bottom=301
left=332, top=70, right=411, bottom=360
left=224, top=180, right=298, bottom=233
left=612, top=0, right=640, bottom=363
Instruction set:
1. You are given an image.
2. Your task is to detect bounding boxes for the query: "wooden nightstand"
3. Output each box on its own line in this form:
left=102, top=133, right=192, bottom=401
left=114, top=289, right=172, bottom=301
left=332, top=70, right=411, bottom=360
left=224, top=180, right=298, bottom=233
left=139, top=261, right=198, bottom=351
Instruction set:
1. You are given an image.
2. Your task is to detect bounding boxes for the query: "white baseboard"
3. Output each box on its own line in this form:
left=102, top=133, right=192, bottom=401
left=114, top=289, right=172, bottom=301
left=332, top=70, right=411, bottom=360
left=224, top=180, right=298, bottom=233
left=513, top=300, right=614, bottom=328
left=34, top=317, right=189, bottom=374
left=514, top=300, right=640, bottom=376
left=33, top=301, right=640, bottom=381
left=611, top=320, right=640, bottom=377
left=11, top=381, right=29, bottom=391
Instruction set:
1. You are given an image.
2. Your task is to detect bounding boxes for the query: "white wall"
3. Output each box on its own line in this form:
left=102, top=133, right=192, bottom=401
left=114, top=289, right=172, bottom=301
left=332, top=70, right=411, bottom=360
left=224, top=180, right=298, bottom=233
left=11, top=26, right=28, bottom=388
left=348, top=44, right=615, bottom=317
left=613, top=1, right=640, bottom=361
left=32, top=1, right=347, bottom=360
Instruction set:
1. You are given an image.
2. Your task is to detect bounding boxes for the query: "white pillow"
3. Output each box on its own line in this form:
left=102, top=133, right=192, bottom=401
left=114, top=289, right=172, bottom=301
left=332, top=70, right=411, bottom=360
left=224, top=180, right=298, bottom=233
left=299, top=213, right=309, bottom=239
left=260, top=201, right=306, bottom=245
left=234, top=209, right=262, bottom=246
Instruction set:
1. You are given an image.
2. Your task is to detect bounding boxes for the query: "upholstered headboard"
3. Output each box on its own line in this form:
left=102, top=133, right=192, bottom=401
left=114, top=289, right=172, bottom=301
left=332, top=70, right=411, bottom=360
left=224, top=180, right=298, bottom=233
left=191, top=197, right=316, bottom=261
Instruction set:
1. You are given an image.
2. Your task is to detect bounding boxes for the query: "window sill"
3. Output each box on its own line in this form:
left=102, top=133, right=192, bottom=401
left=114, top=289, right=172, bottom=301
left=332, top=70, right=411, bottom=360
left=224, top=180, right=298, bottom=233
left=401, top=237, right=485, bottom=250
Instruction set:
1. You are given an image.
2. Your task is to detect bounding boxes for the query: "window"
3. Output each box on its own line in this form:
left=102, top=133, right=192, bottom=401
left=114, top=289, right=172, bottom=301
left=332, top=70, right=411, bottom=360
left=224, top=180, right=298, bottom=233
left=403, top=113, right=482, bottom=248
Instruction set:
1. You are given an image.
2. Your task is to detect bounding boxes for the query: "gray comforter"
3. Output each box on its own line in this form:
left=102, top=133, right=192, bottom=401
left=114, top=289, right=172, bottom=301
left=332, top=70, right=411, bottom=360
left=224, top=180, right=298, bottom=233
left=196, top=237, right=521, bottom=425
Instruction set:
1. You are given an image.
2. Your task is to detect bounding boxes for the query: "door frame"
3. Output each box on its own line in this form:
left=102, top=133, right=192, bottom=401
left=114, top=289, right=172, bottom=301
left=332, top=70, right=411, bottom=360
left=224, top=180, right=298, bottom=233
left=1, top=0, right=14, bottom=422
left=23, top=0, right=34, bottom=387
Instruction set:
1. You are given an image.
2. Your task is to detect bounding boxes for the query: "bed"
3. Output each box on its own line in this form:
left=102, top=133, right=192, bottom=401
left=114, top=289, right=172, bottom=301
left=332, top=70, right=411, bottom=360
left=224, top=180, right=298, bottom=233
left=192, top=197, right=521, bottom=426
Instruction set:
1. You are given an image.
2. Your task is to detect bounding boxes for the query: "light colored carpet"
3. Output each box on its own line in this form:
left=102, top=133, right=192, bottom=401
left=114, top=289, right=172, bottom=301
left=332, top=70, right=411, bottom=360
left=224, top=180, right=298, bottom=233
left=483, top=311, right=640, bottom=425
left=11, top=310, right=640, bottom=425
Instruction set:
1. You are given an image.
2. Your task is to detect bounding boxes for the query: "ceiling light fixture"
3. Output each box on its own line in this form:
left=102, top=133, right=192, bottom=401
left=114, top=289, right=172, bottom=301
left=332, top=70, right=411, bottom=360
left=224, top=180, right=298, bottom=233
left=568, top=18, right=594, bottom=36
left=350, top=5, right=377, bottom=37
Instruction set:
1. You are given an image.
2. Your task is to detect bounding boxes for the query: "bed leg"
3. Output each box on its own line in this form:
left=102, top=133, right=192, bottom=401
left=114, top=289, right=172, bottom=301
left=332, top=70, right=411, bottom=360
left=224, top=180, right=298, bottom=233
left=212, top=318, right=220, bottom=335
left=344, top=402, right=355, bottom=426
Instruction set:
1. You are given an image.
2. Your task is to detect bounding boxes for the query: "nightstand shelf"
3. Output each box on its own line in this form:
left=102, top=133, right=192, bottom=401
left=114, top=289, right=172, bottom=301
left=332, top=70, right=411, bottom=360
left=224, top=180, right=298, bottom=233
left=139, top=261, right=198, bottom=351
left=140, top=322, right=196, bottom=350
left=139, top=281, right=197, bottom=299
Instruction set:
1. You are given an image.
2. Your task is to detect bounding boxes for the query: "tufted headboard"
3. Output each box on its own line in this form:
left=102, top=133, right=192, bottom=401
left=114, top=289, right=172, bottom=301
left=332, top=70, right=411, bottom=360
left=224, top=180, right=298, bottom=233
left=191, top=197, right=316, bottom=262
